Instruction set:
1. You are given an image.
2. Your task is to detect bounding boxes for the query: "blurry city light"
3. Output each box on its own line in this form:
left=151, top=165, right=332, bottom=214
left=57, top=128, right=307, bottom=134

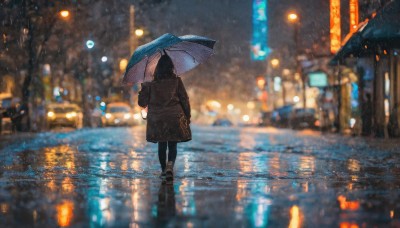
left=350, top=118, right=356, bottom=128
left=271, top=58, right=279, bottom=68
left=105, top=113, right=112, bottom=119
left=288, top=13, right=298, bottom=22
left=120, top=59, right=128, bottom=71
left=207, top=100, right=221, bottom=108
left=86, top=40, right=95, bottom=49
left=227, top=104, right=234, bottom=111
left=47, top=112, right=54, bottom=117
left=293, top=96, right=300, bottom=103
left=95, top=96, right=101, bottom=101
left=135, top=29, right=144, bottom=37
left=257, top=77, right=266, bottom=89
left=243, top=115, right=250, bottom=122
left=101, top=56, right=108, bottom=62
left=274, top=77, right=281, bottom=91
left=330, top=0, right=341, bottom=53
left=133, top=113, right=141, bottom=120
left=60, top=10, right=69, bottom=18
left=349, top=0, right=359, bottom=33
left=247, top=101, right=255, bottom=109
left=66, top=113, right=72, bottom=119
left=100, top=102, right=106, bottom=107
left=124, top=113, right=131, bottom=119
left=289, top=205, right=301, bottom=228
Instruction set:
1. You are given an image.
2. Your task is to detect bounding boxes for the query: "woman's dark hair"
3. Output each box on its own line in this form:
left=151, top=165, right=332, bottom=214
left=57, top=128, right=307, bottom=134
left=154, top=54, right=175, bottom=81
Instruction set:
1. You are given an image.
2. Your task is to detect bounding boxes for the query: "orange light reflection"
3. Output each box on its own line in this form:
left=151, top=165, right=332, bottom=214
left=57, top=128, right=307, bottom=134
left=57, top=201, right=74, bottom=227
left=289, top=205, right=303, bottom=228
left=337, top=196, right=360, bottom=210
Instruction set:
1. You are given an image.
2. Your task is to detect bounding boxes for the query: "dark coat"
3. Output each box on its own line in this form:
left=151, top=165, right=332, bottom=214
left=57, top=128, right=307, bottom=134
left=138, top=77, right=191, bottom=143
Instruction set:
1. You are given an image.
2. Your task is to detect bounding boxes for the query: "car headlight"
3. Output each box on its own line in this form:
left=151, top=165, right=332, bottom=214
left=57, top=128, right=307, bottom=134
left=124, top=113, right=131, bottom=119
left=71, top=112, right=77, bottom=117
left=105, top=113, right=112, bottom=119
left=66, top=113, right=72, bottom=119
left=47, top=111, right=54, bottom=117
left=133, top=113, right=141, bottom=120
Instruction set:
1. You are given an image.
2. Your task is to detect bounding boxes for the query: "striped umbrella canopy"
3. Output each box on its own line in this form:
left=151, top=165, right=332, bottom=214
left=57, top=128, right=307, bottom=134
left=122, top=33, right=216, bottom=84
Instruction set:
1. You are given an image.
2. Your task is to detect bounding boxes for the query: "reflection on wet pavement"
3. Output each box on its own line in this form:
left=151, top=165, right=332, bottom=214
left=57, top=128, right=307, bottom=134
left=0, top=126, right=400, bottom=227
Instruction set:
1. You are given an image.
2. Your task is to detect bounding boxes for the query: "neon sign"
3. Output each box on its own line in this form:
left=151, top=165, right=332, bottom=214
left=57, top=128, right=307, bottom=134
left=330, top=0, right=341, bottom=54
left=251, top=0, right=269, bottom=60
left=349, top=0, right=359, bottom=33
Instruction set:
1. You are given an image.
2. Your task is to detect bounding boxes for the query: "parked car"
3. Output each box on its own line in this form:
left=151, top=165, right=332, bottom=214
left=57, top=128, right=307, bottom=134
left=47, top=103, right=83, bottom=129
left=258, top=111, right=273, bottom=126
left=212, top=118, right=233, bottom=127
left=290, top=108, right=319, bottom=129
left=271, top=104, right=294, bottom=128
left=102, top=102, right=139, bottom=127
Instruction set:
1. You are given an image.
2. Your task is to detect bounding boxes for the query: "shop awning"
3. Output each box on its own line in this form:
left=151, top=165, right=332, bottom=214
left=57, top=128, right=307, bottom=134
left=329, top=0, right=400, bottom=66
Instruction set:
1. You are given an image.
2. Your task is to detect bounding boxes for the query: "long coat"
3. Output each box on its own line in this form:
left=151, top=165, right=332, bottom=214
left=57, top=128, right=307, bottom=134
left=138, top=77, right=191, bottom=143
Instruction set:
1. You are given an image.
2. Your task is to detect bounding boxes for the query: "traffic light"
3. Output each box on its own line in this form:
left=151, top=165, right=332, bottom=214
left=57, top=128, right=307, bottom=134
left=257, top=77, right=266, bottom=89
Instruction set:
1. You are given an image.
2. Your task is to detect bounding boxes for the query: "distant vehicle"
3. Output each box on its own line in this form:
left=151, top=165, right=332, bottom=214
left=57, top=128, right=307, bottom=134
left=290, top=108, right=319, bottom=129
left=47, top=103, right=83, bottom=129
left=212, top=118, right=233, bottom=127
left=271, top=104, right=294, bottom=128
left=102, top=102, right=140, bottom=127
left=258, top=111, right=273, bottom=126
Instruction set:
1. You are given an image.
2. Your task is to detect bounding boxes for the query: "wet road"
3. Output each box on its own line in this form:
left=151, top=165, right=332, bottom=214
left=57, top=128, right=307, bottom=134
left=1, top=126, right=400, bottom=227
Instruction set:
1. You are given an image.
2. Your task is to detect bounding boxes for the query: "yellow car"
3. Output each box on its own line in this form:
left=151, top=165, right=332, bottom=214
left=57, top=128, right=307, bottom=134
left=47, top=103, right=83, bottom=129
left=102, top=102, right=140, bottom=127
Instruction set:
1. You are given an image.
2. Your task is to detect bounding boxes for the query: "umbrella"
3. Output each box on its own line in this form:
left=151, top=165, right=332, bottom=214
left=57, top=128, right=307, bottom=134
left=122, top=33, right=216, bottom=84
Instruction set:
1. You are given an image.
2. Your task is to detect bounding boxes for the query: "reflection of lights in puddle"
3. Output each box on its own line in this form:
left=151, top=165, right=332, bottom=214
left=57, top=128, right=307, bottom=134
left=1, top=203, right=8, bottom=213
left=100, top=162, right=107, bottom=170
left=337, top=196, right=359, bottom=210
left=121, top=160, right=128, bottom=171
left=298, top=156, right=315, bottom=172
left=348, top=159, right=360, bottom=172
left=33, top=210, right=37, bottom=221
left=57, top=201, right=74, bottom=227
left=340, top=222, right=359, bottom=228
left=178, top=179, right=196, bottom=216
left=62, top=177, right=75, bottom=193
left=289, top=205, right=303, bottom=228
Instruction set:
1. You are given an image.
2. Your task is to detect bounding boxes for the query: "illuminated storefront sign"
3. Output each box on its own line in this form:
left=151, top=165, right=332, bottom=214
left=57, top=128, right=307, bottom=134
left=251, top=0, right=269, bottom=60
left=349, top=0, right=359, bottom=33
left=330, top=0, right=341, bottom=54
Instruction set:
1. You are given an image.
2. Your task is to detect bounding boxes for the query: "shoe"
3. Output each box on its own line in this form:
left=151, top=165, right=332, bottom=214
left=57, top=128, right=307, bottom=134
left=165, top=161, right=174, bottom=181
left=159, top=170, right=166, bottom=178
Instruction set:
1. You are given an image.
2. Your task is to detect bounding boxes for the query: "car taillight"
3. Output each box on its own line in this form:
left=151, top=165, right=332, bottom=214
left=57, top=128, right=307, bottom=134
left=314, top=120, right=320, bottom=127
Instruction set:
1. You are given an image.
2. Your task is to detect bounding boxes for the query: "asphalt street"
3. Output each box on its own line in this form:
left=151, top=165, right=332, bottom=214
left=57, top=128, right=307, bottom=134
left=0, top=126, right=400, bottom=227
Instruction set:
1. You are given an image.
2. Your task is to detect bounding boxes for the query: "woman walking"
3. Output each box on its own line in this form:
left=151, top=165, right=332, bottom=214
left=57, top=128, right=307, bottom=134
left=138, top=54, right=192, bottom=182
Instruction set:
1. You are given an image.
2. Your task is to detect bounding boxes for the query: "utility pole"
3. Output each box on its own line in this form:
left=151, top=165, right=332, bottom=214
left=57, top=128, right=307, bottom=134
left=129, top=5, right=135, bottom=54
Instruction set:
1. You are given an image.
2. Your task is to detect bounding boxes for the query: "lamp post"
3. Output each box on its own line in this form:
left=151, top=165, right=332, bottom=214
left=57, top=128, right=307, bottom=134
left=288, top=13, right=306, bottom=109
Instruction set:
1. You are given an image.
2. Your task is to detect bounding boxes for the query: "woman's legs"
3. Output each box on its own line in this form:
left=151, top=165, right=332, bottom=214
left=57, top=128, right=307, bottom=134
left=167, top=141, right=177, bottom=163
left=158, top=142, right=167, bottom=171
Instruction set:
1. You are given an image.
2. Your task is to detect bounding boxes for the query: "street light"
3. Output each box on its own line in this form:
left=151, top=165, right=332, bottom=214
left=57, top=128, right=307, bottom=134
left=135, top=29, right=144, bottom=37
left=86, top=40, right=95, bottom=49
left=120, top=59, right=128, bottom=72
left=287, top=12, right=306, bottom=109
left=288, top=13, right=298, bottom=22
left=101, top=56, right=108, bottom=62
left=60, top=10, right=70, bottom=18
left=271, top=59, right=279, bottom=68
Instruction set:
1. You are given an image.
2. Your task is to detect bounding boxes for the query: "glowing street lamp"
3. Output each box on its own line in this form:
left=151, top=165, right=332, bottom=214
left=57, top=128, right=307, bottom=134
left=60, top=10, right=70, bottom=18
left=120, top=59, right=128, bottom=71
left=135, top=29, right=144, bottom=37
left=271, top=59, right=279, bottom=68
left=101, top=56, right=108, bottom=62
left=86, top=40, right=95, bottom=49
left=288, top=13, right=298, bottom=22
